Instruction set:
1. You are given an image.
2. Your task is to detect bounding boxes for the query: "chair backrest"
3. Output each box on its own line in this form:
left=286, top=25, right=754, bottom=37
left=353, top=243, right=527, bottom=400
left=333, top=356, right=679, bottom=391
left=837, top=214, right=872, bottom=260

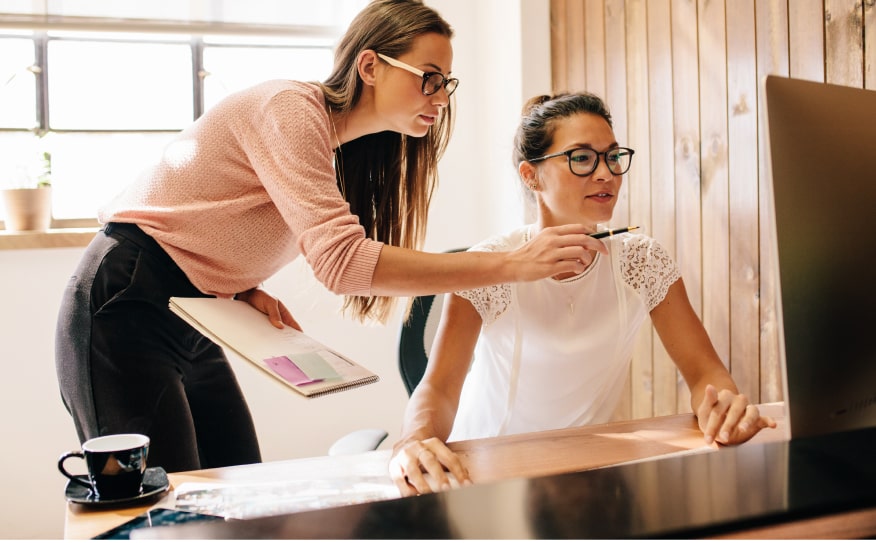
left=397, top=248, right=468, bottom=396
left=397, top=293, right=445, bottom=395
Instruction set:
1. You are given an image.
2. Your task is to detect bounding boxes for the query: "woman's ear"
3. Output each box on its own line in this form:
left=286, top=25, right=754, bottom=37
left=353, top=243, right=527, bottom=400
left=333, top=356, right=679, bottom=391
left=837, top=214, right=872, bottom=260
left=519, top=161, right=539, bottom=191
left=357, top=50, right=379, bottom=88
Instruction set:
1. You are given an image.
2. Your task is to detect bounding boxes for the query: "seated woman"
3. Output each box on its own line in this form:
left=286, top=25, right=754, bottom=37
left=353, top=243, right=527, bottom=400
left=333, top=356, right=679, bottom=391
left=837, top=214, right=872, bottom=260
left=388, top=92, right=777, bottom=496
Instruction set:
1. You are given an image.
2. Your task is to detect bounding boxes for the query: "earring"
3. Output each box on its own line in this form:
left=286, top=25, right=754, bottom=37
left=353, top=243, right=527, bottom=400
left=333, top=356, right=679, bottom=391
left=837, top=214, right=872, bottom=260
left=528, top=181, right=538, bottom=191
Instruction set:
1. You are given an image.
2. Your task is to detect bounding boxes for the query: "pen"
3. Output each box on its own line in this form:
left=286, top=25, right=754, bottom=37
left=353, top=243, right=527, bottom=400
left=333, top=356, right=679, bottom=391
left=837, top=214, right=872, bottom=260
left=589, top=226, right=640, bottom=239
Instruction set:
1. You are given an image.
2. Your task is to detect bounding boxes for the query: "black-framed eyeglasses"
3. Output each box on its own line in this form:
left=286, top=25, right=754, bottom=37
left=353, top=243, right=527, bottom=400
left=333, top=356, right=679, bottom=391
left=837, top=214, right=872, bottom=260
left=529, top=147, right=636, bottom=176
left=377, top=53, right=459, bottom=97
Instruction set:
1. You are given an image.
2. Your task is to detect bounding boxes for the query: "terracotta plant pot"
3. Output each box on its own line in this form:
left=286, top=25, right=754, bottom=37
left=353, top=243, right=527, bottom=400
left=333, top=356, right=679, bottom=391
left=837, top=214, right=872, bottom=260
left=1, top=186, right=53, bottom=231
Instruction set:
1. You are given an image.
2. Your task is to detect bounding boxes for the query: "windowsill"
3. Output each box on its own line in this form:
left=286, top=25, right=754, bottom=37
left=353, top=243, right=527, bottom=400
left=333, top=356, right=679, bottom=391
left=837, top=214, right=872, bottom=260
left=0, top=227, right=99, bottom=250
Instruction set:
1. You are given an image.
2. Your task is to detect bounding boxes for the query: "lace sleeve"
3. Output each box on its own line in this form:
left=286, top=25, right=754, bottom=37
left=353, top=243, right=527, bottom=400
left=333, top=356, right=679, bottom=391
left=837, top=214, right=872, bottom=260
left=456, top=283, right=513, bottom=326
left=454, top=234, right=515, bottom=326
left=618, top=235, right=681, bottom=311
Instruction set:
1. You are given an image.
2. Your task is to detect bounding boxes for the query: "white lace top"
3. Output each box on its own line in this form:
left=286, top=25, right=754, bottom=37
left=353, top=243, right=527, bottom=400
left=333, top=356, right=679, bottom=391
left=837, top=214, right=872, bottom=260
left=448, top=225, right=681, bottom=441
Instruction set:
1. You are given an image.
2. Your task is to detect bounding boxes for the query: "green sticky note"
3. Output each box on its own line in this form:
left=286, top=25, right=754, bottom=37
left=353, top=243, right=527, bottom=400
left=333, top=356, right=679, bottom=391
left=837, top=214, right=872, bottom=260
left=288, top=352, right=341, bottom=381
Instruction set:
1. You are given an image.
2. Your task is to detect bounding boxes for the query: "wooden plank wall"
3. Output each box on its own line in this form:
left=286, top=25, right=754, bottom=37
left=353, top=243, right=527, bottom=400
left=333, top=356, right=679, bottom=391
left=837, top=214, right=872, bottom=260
left=549, top=0, right=874, bottom=419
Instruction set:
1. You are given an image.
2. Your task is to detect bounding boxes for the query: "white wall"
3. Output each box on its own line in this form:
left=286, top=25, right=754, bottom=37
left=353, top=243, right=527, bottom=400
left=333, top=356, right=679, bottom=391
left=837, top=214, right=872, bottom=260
left=0, top=0, right=550, bottom=538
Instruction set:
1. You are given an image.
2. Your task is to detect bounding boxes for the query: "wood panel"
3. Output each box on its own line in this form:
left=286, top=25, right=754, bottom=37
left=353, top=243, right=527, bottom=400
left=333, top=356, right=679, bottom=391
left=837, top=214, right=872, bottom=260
left=825, top=0, right=863, bottom=86
left=754, top=0, right=788, bottom=403
left=565, top=0, right=588, bottom=92
left=789, top=0, right=825, bottom=81
left=583, top=0, right=607, bottom=96
left=550, top=0, right=569, bottom=93
left=696, top=0, right=730, bottom=401
left=866, top=0, right=876, bottom=89
left=671, top=0, right=701, bottom=414
left=550, top=0, right=872, bottom=416
left=725, top=0, right=761, bottom=402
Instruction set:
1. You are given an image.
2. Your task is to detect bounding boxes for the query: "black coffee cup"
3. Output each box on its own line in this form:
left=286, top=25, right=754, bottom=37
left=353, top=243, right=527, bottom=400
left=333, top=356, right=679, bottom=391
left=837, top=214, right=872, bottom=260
left=58, top=433, right=150, bottom=500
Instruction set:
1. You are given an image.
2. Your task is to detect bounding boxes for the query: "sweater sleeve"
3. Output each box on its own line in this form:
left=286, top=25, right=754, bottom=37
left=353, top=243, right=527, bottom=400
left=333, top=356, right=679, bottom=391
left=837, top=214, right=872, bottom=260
left=241, top=84, right=383, bottom=296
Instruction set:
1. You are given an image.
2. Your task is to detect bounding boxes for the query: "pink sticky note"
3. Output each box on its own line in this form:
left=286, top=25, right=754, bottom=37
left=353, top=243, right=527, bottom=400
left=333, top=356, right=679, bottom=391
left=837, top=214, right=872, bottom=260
left=265, top=356, right=324, bottom=386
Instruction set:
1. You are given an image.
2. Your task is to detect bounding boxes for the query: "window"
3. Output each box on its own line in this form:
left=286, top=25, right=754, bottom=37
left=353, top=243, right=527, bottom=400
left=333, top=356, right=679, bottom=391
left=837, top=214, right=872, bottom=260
left=48, top=35, right=195, bottom=130
left=0, top=1, right=364, bottom=226
left=0, top=33, right=36, bottom=130
left=202, top=39, right=332, bottom=111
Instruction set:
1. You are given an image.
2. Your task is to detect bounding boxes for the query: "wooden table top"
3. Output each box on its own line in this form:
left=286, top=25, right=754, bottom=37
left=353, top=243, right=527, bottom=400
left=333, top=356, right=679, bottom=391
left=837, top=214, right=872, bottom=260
left=64, top=403, right=788, bottom=539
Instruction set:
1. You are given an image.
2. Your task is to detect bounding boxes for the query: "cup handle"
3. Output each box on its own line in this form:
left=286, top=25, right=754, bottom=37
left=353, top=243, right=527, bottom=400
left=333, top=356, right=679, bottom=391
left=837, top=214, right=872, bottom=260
left=57, top=451, right=91, bottom=489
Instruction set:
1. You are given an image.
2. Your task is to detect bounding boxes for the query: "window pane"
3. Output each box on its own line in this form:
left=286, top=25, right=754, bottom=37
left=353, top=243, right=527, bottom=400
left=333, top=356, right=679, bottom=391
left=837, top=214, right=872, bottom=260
left=48, top=39, right=193, bottom=129
left=0, top=37, right=37, bottom=129
left=203, top=46, right=332, bottom=110
left=0, top=132, right=47, bottom=192
left=43, top=132, right=177, bottom=219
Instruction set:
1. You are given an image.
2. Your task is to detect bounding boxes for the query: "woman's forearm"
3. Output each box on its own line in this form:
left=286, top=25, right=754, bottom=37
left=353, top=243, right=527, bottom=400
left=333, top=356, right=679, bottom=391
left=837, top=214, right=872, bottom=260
left=370, top=245, right=510, bottom=296
left=396, top=293, right=483, bottom=446
left=369, top=225, right=604, bottom=296
left=397, top=386, right=459, bottom=445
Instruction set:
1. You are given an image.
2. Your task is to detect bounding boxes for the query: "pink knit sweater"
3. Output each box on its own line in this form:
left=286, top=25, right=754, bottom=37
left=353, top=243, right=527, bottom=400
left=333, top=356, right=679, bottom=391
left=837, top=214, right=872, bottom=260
left=99, top=80, right=383, bottom=298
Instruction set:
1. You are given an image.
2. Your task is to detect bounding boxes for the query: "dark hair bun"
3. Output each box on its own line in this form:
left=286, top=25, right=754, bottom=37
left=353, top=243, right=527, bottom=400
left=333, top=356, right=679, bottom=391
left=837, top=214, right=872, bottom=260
left=521, top=94, right=552, bottom=115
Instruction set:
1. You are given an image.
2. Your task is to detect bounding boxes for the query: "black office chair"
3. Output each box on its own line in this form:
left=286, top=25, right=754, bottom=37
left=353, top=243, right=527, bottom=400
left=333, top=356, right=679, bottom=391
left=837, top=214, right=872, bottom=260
left=328, top=248, right=466, bottom=455
left=397, top=293, right=440, bottom=395
left=396, top=246, right=467, bottom=396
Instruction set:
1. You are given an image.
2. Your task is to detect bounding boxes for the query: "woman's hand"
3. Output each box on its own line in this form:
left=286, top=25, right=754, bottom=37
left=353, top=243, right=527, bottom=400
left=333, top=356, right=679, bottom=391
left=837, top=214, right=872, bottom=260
left=696, top=384, right=777, bottom=445
left=510, top=224, right=609, bottom=281
left=389, top=436, right=472, bottom=497
left=235, top=288, right=301, bottom=331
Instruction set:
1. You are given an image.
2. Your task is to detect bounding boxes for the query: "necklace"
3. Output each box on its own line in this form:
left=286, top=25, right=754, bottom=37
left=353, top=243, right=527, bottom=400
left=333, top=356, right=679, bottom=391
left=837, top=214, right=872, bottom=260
left=328, top=108, right=346, bottom=198
left=524, top=225, right=591, bottom=316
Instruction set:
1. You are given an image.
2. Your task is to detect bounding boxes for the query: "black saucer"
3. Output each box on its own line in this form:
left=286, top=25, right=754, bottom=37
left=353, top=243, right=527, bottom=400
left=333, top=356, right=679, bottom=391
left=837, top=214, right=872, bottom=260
left=65, top=467, right=169, bottom=506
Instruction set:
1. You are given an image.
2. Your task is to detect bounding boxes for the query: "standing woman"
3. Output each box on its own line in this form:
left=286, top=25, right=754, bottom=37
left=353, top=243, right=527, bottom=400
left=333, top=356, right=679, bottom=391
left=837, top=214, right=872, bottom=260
left=55, top=0, right=601, bottom=473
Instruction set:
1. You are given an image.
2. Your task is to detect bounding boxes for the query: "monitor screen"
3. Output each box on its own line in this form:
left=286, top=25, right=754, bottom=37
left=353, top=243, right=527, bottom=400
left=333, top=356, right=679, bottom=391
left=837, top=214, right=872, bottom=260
left=764, top=75, right=876, bottom=438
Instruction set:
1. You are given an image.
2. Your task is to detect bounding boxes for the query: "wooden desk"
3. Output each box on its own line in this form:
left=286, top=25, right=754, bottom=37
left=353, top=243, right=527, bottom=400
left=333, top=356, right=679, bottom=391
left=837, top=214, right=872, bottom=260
left=66, top=404, right=791, bottom=539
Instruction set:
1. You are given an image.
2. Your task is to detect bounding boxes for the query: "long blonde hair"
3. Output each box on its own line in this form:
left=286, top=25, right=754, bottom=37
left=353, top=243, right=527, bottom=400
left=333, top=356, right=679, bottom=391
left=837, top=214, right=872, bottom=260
left=319, top=0, right=455, bottom=323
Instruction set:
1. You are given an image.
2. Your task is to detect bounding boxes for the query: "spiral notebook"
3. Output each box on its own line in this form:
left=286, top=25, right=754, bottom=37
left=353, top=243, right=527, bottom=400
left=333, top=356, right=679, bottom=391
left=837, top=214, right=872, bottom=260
left=169, top=297, right=379, bottom=398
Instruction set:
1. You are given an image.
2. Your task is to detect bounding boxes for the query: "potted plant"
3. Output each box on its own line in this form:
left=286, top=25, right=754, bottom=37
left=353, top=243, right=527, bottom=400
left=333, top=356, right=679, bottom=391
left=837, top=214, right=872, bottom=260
left=1, top=134, right=53, bottom=232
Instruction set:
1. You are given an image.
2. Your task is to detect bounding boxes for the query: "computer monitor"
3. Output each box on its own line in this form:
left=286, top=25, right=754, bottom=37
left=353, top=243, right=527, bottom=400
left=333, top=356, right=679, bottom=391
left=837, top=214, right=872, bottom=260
left=764, top=75, right=876, bottom=439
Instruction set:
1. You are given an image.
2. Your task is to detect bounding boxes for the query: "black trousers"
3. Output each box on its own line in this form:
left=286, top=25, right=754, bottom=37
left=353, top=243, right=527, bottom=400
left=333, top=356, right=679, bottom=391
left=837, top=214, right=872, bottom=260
left=55, top=223, right=261, bottom=472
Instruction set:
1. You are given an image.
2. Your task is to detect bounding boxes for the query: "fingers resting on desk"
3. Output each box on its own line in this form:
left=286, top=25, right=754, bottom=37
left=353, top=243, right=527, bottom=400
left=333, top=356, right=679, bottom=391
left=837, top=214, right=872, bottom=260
left=389, top=437, right=472, bottom=497
left=697, top=384, right=778, bottom=445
